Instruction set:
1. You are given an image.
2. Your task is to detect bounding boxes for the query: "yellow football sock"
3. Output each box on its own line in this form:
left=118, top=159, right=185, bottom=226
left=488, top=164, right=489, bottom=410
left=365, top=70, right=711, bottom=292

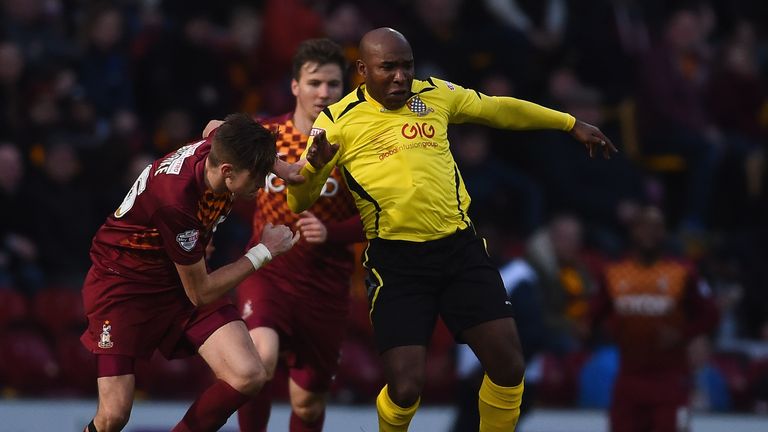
left=478, top=374, right=524, bottom=432
left=376, top=385, right=420, bottom=432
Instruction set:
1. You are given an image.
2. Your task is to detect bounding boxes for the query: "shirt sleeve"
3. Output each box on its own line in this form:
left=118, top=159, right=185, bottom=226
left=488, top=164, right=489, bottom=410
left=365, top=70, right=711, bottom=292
left=437, top=77, right=576, bottom=131
left=153, top=205, right=205, bottom=265
left=325, top=215, right=365, bottom=244
left=287, top=114, right=341, bottom=213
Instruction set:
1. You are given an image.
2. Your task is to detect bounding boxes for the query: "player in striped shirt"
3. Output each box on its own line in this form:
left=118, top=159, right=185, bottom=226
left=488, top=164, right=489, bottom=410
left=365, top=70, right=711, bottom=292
left=236, top=39, right=364, bottom=432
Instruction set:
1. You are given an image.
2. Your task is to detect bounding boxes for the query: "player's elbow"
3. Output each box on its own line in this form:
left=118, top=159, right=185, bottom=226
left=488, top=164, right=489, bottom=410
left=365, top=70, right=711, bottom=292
left=182, top=283, right=208, bottom=307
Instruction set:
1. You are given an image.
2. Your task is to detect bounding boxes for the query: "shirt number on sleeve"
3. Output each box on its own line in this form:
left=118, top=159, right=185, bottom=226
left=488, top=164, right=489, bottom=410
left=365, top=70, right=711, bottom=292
left=114, top=164, right=151, bottom=218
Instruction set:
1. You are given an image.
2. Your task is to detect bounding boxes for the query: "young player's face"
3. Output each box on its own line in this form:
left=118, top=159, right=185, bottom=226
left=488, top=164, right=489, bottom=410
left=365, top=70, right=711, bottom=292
left=292, top=62, right=344, bottom=122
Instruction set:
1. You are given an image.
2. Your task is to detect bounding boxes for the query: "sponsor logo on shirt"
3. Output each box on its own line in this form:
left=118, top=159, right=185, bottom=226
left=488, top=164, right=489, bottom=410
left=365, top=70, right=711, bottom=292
left=445, top=81, right=456, bottom=91
left=309, top=128, right=325, bottom=137
left=614, top=294, right=674, bottom=316
left=401, top=122, right=435, bottom=139
left=176, top=229, right=200, bottom=252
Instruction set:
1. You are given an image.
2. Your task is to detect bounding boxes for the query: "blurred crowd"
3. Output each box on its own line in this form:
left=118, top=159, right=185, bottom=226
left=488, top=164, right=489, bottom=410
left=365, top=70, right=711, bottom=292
left=1, top=0, right=768, bottom=417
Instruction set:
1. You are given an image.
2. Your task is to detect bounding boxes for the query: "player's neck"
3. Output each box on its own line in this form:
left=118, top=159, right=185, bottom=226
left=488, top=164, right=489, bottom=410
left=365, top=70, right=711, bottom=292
left=292, top=109, right=314, bottom=136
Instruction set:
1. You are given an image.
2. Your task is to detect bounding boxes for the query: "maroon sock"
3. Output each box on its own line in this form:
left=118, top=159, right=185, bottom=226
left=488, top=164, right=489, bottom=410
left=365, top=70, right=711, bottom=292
left=237, top=380, right=273, bottom=432
left=289, top=409, right=325, bottom=432
left=172, top=379, right=251, bottom=432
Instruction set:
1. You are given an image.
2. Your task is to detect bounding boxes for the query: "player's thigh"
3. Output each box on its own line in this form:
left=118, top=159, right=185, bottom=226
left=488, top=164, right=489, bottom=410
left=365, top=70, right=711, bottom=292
left=199, top=320, right=263, bottom=385
left=460, top=317, right=524, bottom=385
left=288, top=377, right=327, bottom=420
left=249, top=326, right=280, bottom=378
left=96, top=374, right=135, bottom=420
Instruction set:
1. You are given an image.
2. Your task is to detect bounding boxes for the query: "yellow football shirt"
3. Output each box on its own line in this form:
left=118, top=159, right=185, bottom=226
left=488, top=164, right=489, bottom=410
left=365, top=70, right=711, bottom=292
left=288, top=77, right=575, bottom=242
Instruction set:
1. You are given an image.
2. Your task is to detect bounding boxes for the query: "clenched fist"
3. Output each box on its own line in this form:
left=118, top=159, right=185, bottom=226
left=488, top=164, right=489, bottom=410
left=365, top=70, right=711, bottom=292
left=260, top=222, right=300, bottom=257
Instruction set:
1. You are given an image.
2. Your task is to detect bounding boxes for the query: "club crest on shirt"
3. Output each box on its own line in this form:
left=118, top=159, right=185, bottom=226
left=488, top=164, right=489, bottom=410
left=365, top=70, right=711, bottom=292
left=176, top=229, right=200, bottom=252
left=98, top=320, right=114, bottom=349
left=407, top=95, right=433, bottom=117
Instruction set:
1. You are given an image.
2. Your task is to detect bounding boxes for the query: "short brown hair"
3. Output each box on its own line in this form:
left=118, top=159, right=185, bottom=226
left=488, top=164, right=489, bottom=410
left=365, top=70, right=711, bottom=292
left=291, top=38, right=346, bottom=81
left=209, top=113, right=276, bottom=179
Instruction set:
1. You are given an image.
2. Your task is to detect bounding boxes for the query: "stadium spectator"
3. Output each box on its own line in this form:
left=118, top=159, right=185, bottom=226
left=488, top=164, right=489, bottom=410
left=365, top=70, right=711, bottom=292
left=591, top=205, right=719, bottom=432
left=0, top=142, right=42, bottom=293
left=689, top=335, right=731, bottom=412
left=235, top=38, right=364, bottom=432
left=78, top=4, right=134, bottom=122
left=79, top=114, right=298, bottom=432
left=706, top=21, right=767, bottom=228
left=635, top=7, right=721, bottom=231
left=28, top=141, right=94, bottom=287
left=452, top=126, right=544, bottom=237
left=288, top=27, right=616, bottom=432
left=526, top=214, right=597, bottom=354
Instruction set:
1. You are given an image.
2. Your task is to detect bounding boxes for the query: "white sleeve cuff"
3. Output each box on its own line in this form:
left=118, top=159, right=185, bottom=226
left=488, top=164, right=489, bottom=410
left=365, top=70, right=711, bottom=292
left=244, top=243, right=272, bottom=270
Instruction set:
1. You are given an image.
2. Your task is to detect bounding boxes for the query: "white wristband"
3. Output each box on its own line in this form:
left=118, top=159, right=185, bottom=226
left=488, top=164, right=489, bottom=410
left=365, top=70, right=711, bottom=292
left=244, top=243, right=272, bottom=270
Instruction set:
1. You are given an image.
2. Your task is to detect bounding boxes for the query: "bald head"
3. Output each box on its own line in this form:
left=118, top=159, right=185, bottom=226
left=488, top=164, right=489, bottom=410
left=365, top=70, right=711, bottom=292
left=356, top=28, right=415, bottom=110
left=359, top=27, right=411, bottom=62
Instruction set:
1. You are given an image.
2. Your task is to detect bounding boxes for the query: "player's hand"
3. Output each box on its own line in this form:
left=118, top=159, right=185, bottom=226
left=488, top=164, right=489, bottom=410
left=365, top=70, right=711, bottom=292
left=259, top=222, right=300, bottom=257
left=296, top=211, right=328, bottom=244
left=306, top=130, right=339, bottom=169
left=272, top=158, right=306, bottom=185
left=569, top=120, right=618, bottom=159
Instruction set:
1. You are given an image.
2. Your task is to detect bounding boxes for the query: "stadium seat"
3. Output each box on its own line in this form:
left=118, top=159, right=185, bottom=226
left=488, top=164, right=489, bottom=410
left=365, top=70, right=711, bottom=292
left=711, top=351, right=750, bottom=411
left=32, top=287, right=86, bottom=337
left=54, top=332, right=96, bottom=397
left=747, top=358, right=768, bottom=410
left=0, top=289, right=29, bottom=331
left=0, top=328, right=59, bottom=395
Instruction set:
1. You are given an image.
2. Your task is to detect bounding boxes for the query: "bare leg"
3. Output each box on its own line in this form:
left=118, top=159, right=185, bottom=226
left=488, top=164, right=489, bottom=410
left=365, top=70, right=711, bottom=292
left=91, top=374, right=135, bottom=432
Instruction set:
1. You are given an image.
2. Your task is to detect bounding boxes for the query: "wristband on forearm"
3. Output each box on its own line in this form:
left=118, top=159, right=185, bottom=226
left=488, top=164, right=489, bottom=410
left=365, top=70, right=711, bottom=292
left=244, top=243, right=272, bottom=270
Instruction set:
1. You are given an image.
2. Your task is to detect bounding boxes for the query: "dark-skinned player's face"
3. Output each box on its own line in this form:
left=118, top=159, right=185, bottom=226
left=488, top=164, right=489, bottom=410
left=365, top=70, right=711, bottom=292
left=359, top=44, right=414, bottom=111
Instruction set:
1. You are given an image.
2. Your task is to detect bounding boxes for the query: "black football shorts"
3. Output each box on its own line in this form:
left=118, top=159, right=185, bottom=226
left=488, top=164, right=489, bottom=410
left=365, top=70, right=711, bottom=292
left=363, top=226, right=514, bottom=353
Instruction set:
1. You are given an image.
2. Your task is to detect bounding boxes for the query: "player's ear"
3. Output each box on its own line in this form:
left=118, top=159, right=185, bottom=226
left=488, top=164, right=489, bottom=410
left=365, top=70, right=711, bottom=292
left=356, top=59, right=366, bottom=79
left=291, top=78, right=300, bottom=97
left=220, top=163, right=234, bottom=178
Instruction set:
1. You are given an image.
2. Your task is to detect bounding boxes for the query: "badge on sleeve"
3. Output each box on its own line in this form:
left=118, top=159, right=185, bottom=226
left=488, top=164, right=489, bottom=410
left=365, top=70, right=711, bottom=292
left=176, top=229, right=200, bottom=252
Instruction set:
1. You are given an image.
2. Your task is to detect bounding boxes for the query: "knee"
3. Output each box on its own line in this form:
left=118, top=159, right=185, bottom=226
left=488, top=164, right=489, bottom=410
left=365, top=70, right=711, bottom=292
left=488, top=349, right=525, bottom=387
left=292, top=399, right=325, bottom=423
left=226, top=363, right=268, bottom=396
left=387, top=376, right=424, bottom=407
